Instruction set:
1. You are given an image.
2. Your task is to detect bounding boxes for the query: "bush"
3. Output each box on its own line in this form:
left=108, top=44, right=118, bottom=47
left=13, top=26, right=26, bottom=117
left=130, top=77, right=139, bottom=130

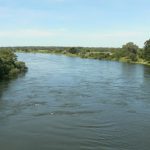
left=0, top=49, right=27, bottom=79
left=15, top=61, right=27, bottom=71
left=68, top=47, right=80, bottom=54
left=9, top=68, right=20, bottom=76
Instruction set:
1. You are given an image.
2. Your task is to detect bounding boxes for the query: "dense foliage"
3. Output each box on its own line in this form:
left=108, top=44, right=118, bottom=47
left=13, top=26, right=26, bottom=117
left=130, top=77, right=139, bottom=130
left=0, top=49, right=27, bottom=79
left=143, top=39, right=150, bottom=62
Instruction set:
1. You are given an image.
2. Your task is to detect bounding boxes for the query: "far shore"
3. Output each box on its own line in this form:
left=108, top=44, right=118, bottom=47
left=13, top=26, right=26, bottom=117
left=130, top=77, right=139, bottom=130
left=15, top=50, right=150, bottom=66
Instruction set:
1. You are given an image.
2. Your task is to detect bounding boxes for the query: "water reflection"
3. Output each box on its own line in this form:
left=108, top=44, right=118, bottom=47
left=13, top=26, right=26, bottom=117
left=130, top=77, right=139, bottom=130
left=0, top=72, right=26, bottom=98
left=0, top=71, right=27, bottom=122
left=144, top=66, right=150, bottom=78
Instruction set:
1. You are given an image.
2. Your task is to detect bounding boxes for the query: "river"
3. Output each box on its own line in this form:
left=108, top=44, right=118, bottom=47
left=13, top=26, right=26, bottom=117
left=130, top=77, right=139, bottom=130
left=0, top=53, right=150, bottom=150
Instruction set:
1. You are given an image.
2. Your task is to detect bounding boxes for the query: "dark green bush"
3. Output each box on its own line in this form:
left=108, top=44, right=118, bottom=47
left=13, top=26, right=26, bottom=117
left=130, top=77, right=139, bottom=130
left=0, top=49, right=27, bottom=79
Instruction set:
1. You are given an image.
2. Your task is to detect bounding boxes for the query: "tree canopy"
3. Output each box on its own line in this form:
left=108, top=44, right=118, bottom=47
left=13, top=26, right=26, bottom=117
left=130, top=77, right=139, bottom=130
left=0, top=49, right=27, bottom=79
left=144, top=39, right=150, bottom=61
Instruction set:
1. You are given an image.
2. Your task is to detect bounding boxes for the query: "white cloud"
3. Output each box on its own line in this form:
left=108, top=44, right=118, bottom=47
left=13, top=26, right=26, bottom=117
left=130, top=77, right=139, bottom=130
left=66, top=31, right=145, bottom=39
left=0, top=29, right=148, bottom=47
left=0, top=29, right=66, bottom=38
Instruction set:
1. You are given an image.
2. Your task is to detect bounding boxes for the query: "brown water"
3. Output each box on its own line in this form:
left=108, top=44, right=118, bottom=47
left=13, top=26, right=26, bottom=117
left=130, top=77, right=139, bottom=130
left=0, top=53, right=150, bottom=150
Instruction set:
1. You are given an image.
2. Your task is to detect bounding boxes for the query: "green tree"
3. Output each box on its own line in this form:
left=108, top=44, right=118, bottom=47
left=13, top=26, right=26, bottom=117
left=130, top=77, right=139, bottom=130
left=143, top=39, right=150, bottom=61
left=122, top=42, right=139, bottom=61
left=0, top=49, right=27, bottom=79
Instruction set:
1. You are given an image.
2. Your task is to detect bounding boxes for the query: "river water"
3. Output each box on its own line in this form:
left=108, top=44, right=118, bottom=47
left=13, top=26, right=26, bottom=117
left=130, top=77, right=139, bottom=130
left=0, top=53, right=150, bottom=150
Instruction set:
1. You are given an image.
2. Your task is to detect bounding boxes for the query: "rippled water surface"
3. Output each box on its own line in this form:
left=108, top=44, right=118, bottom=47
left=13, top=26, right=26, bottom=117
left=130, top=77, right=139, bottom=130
left=0, top=53, right=150, bottom=150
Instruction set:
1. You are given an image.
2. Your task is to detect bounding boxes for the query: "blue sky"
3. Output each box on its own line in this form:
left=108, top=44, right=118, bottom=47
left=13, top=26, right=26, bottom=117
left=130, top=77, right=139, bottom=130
left=0, top=0, right=149, bottom=47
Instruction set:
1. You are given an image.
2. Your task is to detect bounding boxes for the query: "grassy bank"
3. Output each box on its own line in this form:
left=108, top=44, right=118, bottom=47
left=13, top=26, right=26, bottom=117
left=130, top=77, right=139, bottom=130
left=15, top=48, right=150, bottom=66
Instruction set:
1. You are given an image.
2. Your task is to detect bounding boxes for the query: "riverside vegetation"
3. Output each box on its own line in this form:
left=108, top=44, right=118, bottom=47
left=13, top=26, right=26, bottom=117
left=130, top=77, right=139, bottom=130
left=0, top=39, right=150, bottom=77
left=0, top=49, right=27, bottom=80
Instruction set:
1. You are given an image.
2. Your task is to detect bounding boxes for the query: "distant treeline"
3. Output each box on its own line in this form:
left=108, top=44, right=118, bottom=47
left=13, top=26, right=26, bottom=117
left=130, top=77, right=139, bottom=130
left=0, top=49, right=27, bottom=80
left=0, top=46, right=119, bottom=54
left=0, top=39, right=150, bottom=65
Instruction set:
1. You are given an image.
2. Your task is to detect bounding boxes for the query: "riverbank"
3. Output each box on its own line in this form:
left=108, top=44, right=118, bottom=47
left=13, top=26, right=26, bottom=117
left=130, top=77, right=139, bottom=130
left=16, top=49, right=150, bottom=66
